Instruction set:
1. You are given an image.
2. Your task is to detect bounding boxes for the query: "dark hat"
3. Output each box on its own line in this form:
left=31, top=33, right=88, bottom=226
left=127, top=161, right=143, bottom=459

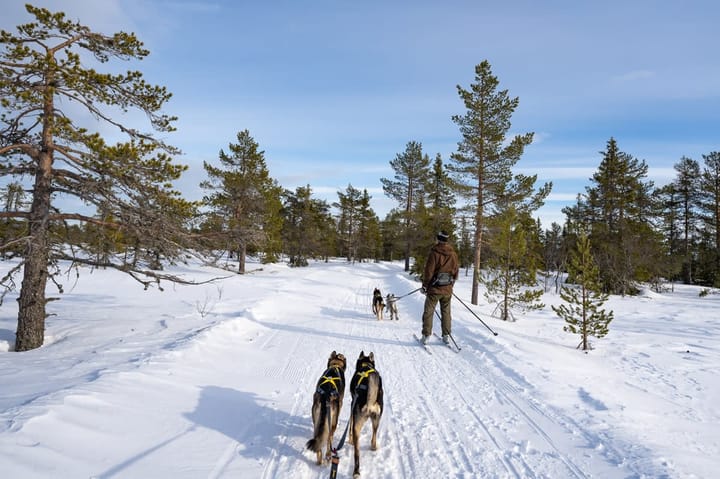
left=437, top=231, right=449, bottom=242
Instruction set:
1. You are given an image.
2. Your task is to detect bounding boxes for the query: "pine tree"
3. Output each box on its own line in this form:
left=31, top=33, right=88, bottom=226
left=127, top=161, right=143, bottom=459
left=426, top=153, right=456, bottom=235
left=281, top=185, right=334, bottom=266
left=698, top=151, right=720, bottom=286
left=449, top=60, right=550, bottom=305
left=335, top=184, right=365, bottom=263
left=673, top=157, right=701, bottom=283
left=200, top=130, right=281, bottom=273
left=378, top=210, right=405, bottom=262
left=483, top=206, right=544, bottom=321
left=0, top=6, right=197, bottom=351
left=552, top=233, right=614, bottom=351
left=567, top=138, right=658, bottom=295
left=381, top=141, right=430, bottom=271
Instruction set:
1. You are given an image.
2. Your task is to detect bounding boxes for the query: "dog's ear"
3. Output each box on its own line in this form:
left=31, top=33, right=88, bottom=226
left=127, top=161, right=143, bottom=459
left=359, top=350, right=364, bottom=358
left=369, top=352, right=375, bottom=362
left=330, top=350, right=337, bottom=358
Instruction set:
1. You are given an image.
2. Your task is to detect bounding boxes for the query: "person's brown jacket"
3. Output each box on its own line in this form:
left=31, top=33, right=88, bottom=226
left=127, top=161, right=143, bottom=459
left=422, top=242, right=459, bottom=295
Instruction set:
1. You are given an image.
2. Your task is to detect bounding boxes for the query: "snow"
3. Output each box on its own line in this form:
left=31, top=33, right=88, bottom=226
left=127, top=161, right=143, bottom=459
left=0, top=258, right=718, bottom=478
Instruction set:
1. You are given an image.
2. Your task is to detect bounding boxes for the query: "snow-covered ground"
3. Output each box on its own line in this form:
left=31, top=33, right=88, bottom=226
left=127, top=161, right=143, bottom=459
left=0, top=258, right=717, bottom=478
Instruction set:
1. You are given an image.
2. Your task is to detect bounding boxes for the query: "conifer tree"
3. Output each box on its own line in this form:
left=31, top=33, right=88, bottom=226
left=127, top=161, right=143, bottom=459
left=673, top=157, right=701, bottom=283
left=381, top=141, right=430, bottom=271
left=281, top=185, right=334, bottom=266
left=483, top=206, right=544, bottom=321
left=450, top=60, right=550, bottom=304
left=426, top=153, right=456, bottom=235
left=335, top=184, right=364, bottom=262
left=200, top=130, right=281, bottom=273
left=566, top=138, right=658, bottom=294
left=552, top=233, right=614, bottom=351
left=0, top=5, right=198, bottom=351
left=698, top=151, right=720, bottom=286
left=378, top=210, right=404, bottom=262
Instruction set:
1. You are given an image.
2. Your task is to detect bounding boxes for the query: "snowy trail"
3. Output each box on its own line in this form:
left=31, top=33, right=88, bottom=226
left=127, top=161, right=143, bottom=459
left=227, top=264, right=631, bottom=478
left=1, top=259, right=710, bottom=478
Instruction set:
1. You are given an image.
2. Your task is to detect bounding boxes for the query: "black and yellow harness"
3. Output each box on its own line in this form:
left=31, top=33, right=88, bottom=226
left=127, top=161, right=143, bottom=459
left=353, top=362, right=376, bottom=391
left=317, top=366, right=344, bottom=397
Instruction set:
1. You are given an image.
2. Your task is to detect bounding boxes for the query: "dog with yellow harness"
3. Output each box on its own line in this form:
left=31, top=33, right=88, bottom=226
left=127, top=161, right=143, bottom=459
left=306, top=351, right=347, bottom=465
left=348, top=351, right=384, bottom=478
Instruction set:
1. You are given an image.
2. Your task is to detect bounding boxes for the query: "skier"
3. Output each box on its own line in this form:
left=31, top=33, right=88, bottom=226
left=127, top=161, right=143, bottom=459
left=419, top=231, right=459, bottom=345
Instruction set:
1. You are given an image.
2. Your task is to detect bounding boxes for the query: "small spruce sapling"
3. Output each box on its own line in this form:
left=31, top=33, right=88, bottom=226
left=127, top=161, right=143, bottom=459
left=552, top=233, right=614, bottom=351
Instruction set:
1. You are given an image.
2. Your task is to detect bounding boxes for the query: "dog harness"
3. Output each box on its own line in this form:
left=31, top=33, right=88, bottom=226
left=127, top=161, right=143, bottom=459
left=354, top=362, right=376, bottom=390
left=318, top=366, right=343, bottom=396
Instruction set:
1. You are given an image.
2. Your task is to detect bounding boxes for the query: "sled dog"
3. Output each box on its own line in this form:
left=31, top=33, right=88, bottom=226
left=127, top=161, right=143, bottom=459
left=306, top=351, right=347, bottom=465
left=348, top=351, right=384, bottom=478
left=372, top=288, right=385, bottom=320
left=385, top=293, right=398, bottom=320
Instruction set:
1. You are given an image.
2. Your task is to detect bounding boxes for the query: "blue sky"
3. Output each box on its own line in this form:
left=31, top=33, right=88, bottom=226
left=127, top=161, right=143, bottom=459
left=3, top=1, right=719, bottom=227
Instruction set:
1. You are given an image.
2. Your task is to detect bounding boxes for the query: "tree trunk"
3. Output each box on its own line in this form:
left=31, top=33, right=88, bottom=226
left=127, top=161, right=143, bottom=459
left=471, top=186, right=484, bottom=305
left=237, top=244, right=246, bottom=274
left=471, top=229, right=481, bottom=305
left=15, top=149, right=53, bottom=351
left=404, top=189, right=412, bottom=272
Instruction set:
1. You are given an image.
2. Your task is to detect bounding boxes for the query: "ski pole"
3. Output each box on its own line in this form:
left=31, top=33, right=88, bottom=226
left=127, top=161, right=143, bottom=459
left=452, top=292, right=499, bottom=336
left=432, top=308, right=462, bottom=350
left=447, top=332, right=461, bottom=350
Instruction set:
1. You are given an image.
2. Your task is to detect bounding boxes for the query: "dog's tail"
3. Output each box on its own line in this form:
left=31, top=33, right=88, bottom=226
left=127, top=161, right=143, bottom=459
left=306, top=396, right=329, bottom=452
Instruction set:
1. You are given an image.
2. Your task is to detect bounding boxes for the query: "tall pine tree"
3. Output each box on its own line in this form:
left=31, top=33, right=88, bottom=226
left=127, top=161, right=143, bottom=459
left=381, top=141, right=430, bottom=271
left=566, top=138, right=658, bottom=294
left=200, top=130, right=281, bottom=273
left=0, top=6, right=197, bottom=351
left=698, top=151, right=720, bottom=286
left=450, top=60, right=549, bottom=304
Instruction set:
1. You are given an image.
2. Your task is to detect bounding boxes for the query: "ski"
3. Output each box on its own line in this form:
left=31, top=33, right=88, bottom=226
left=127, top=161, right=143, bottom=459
left=413, top=334, right=432, bottom=354
left=433, top=332, right=461, bottom=352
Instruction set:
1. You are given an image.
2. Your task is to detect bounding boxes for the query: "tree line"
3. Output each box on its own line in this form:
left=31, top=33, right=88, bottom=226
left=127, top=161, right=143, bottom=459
left=1, top=6, right=718, bottom=351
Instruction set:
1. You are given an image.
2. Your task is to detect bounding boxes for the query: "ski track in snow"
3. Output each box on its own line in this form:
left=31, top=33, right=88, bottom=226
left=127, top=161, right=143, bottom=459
left=231, top=264, right=646, bottom=479
left=1, top=260, right=704, bottom=478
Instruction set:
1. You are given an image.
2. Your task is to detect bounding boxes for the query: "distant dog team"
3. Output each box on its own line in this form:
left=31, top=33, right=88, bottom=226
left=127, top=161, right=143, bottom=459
left=372, top=288, right=399, bottom=320
left=307, top=350, right=384, bottom=478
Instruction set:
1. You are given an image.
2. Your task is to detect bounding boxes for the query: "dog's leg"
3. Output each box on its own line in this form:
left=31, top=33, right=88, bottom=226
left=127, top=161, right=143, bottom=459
left=352, top=418, right=364, bottom=478
left=370, top=413, right=380, bottom=451
left=347, top=408, right=354, bottom=444
left=325, top=405, right=333, bottom=462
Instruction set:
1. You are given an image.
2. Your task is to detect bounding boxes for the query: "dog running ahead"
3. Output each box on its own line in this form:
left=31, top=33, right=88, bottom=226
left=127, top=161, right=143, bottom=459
left=306, top=351, right=347, bottom=465
left=385, top=293, right=398, bottom=320
left=348, top=351, right=384, bottom=478
left=372, top=288, right=385, bottom=320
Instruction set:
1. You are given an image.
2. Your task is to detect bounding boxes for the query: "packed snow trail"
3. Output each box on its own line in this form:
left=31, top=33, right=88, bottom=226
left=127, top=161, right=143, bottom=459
left=224, top=262, right=649, bottom=478
left=0, top=259, right=689, bottom=478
